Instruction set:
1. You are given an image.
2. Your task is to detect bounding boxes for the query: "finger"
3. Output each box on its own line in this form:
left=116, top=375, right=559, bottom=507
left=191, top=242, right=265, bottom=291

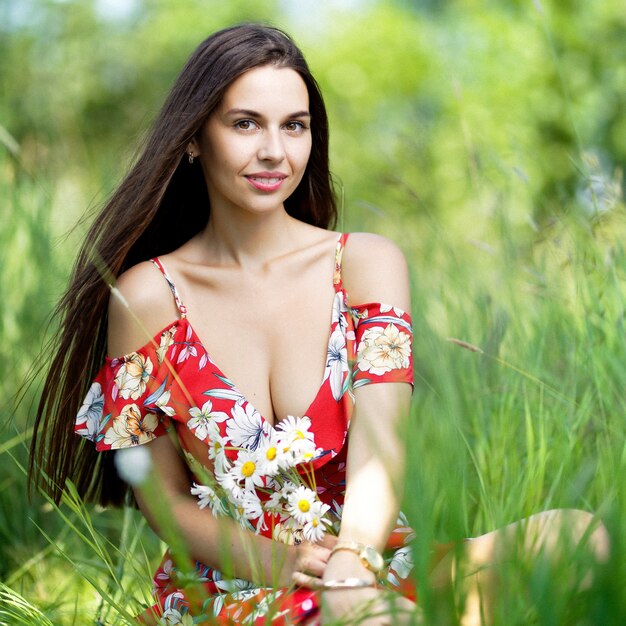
left=293, top=570, right=324, bottom=589
left=297, top=545, right=333, bottom=572
left=296, top=554, right=327, bottom=578
left=302, top=542, right=332, bottom=561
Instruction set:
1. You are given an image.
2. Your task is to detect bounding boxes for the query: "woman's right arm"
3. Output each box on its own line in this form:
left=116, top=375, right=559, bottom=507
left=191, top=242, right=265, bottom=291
left=108, top=263, right=333, bottom=587
left=133, top=434, right=334, bottom=586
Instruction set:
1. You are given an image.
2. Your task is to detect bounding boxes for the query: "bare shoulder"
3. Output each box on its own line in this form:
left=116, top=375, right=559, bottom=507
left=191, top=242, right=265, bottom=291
left=107, top=261, right=179, bottom=357
left=342, top=232, right=411, bottom=312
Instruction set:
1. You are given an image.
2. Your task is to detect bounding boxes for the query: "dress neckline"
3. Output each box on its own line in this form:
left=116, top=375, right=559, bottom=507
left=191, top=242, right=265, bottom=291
left=175, top=314, right=339, bottom=430
left=147, top=232, right=349, bottom=429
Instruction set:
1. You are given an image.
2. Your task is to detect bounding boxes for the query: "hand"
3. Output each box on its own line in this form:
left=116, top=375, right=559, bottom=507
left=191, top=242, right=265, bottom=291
left=283, top=535, right=338, bottom=588
left=317, top=550, right=417, bottom=625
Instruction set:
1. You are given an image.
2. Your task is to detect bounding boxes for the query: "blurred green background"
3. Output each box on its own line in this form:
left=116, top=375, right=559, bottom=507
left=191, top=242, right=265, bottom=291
left=1, top=0, right=625, bottom=623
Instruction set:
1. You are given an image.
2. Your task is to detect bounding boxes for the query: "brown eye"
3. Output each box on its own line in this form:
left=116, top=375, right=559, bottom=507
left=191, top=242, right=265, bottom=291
left=285, top=121, right=306, bottom=133
left=235, top=120, right=256, bottom=131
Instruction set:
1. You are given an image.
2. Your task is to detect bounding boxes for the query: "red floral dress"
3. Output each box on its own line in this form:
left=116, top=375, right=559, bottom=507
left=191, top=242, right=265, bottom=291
left=75, top=233, right=415, bottom=625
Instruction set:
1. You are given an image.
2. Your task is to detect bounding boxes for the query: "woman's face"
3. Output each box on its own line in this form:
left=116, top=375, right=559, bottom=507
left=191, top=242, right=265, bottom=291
left=191, top=65, right=312, bottom=219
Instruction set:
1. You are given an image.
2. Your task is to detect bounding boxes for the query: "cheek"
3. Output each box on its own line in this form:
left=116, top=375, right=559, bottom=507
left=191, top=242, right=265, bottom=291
left=207, top=140, right=247, bottom=175
left=295, top=139, right=313, bottom=171
left=222, top=139, right=255, bottom=170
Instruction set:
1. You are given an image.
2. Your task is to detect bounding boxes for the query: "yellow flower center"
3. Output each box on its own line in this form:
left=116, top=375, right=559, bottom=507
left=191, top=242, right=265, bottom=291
left=312, top=517, right=319, bottom=527
left=298, top=499, right=310, bottom=513
left=266, top=447, right=277, bottom=461
left=295, top=430, right=305, bottom=440
left=241, top=461, right=256, bottom=477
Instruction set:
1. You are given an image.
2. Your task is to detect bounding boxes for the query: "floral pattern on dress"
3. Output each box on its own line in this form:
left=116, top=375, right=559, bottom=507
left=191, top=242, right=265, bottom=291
left=113, top=352, right=153, bottom=400
left=356, top=322, right=412, bottom=376
left=187, top=399, right=229, bottom=441
left=75, top=381, right=104, bottom=441
left=102, top=403, right=160, bottom=448
left=76, top=233, right=415, bottom=624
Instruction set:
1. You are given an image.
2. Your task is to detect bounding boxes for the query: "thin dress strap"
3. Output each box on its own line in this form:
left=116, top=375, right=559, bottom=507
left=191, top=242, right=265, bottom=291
left=333, top=232, right=349, bottom=293
left=150, top=257, right=188, bottom=319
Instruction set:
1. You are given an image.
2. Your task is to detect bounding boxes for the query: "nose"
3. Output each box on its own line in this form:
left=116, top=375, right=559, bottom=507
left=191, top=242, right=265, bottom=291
left=257, top=127, right=285, bottom=162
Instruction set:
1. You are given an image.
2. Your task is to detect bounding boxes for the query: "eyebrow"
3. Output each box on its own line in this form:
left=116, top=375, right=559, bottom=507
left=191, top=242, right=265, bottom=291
left=224, top=108, right=311, bottom=119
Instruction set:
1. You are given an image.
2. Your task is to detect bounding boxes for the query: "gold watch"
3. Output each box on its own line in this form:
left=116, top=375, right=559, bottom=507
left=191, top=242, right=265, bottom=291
left=330, top=541, right=385, bottom=574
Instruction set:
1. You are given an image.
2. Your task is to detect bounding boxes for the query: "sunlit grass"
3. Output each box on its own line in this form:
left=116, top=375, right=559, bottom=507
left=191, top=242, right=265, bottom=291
left=3, top=146, right=624, bottom=623
left=2, top=0, right=626, bottom=621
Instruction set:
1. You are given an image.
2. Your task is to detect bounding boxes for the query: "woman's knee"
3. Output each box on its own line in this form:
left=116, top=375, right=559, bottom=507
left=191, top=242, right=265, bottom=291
left=526, top=508, right=608, bottom=560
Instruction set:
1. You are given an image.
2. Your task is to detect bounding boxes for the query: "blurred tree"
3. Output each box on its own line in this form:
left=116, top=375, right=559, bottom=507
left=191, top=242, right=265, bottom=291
left=0, top=0, right=623, bottom=238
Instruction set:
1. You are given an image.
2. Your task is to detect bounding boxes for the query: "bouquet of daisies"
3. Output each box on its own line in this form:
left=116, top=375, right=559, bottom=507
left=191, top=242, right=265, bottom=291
left=190, top=415, right=336, bottom=544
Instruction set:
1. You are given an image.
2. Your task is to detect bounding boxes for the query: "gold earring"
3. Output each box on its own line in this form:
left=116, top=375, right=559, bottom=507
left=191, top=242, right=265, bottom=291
left=188, top=151, right=194, bottom=164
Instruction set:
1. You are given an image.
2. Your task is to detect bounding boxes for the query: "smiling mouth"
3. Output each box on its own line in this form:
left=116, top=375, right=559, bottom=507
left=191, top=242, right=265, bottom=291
left=247, top=177, right=284, bottom=184
left=245, top=175, right=287, bottom=192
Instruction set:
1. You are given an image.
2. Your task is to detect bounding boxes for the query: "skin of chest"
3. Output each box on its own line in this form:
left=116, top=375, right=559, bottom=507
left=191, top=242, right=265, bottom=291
left=170, top=242, right=337, bottom=425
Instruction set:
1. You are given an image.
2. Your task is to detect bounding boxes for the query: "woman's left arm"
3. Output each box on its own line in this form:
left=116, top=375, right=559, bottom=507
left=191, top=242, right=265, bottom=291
left=317, top=385, right=413, bottom=624
left=335, top=381, right=412, bottom=551
left=301, top=234, right=415, bottom=623
left=333, top=232, right=413, bottom=550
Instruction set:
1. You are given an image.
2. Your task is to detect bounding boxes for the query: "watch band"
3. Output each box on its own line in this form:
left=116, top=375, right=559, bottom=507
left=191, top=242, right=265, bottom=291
left=330, top=541, right=385, bottom=574
left=319, top=577, right=376, bottom=590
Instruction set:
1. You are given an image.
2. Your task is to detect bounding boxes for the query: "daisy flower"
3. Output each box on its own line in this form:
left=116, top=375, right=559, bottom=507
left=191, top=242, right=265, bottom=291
left=229, top=450, right=265, bottom=492
left=215, top=466, right=243, bottom=502
left=286, top=486, right=318, bottom=525
left=302, top=500, right=332, bottom=543
left=206, top=421, right=230, bottom=473
left=289, top=437, right=318, bottom=465
left=276, top=415, right=314, bottom=444
left=256, top=430, right=284, bottom=476
left=276, top=416, right=317, bottom=465
left=190, top=483, right=227, bottom=517
left=264, top=490, right=288, bottom=519
left=238, top=489, right=264, bottom=520
left=237, top=490, right=268, bottom=533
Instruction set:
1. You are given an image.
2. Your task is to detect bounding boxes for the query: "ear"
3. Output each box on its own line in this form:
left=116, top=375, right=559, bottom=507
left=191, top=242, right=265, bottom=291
left=187, top=138, right=201, bottom=157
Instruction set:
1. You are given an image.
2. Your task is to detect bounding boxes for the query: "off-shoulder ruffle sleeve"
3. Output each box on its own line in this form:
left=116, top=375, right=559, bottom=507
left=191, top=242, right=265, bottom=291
left=75, top=322, right=182, bottom=451
left=350, top=302, right=414, bottom=388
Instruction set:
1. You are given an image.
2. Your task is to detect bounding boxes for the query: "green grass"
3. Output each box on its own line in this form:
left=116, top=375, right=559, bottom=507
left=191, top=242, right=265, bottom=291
left=2, top=1, right=625, bottom=622
left=2, top=145, right=624, bottom=624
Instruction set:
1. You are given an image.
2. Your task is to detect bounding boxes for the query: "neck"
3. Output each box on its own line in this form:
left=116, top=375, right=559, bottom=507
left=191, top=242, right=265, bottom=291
left=197, top=206, right=301, bottom=270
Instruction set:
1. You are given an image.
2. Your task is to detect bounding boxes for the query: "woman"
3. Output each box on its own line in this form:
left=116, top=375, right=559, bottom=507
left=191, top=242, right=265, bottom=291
left=30, top=23, right=606, bottom=625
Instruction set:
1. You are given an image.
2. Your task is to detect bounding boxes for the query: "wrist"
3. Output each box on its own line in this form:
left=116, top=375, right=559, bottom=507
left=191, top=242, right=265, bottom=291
left=324, top=550, right=377, bottom=583
left=330, top=541, right=385, bottom=575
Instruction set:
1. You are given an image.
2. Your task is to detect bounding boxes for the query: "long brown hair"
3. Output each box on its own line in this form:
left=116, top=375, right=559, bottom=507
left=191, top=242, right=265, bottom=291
left=29, top=23, right=337, bottom=506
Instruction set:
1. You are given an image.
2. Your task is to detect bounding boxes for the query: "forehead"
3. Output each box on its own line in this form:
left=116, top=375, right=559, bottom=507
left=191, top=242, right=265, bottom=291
left=218, top=65, right=309, bottom=114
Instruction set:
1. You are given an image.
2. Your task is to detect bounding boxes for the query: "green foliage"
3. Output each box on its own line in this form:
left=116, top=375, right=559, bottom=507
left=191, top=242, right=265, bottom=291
left=1, top=0, right=624, bottom=623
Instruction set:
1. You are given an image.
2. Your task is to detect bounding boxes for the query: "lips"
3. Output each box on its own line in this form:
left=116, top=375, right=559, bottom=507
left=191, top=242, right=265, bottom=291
left=245, top=172, right=287, bottom=192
